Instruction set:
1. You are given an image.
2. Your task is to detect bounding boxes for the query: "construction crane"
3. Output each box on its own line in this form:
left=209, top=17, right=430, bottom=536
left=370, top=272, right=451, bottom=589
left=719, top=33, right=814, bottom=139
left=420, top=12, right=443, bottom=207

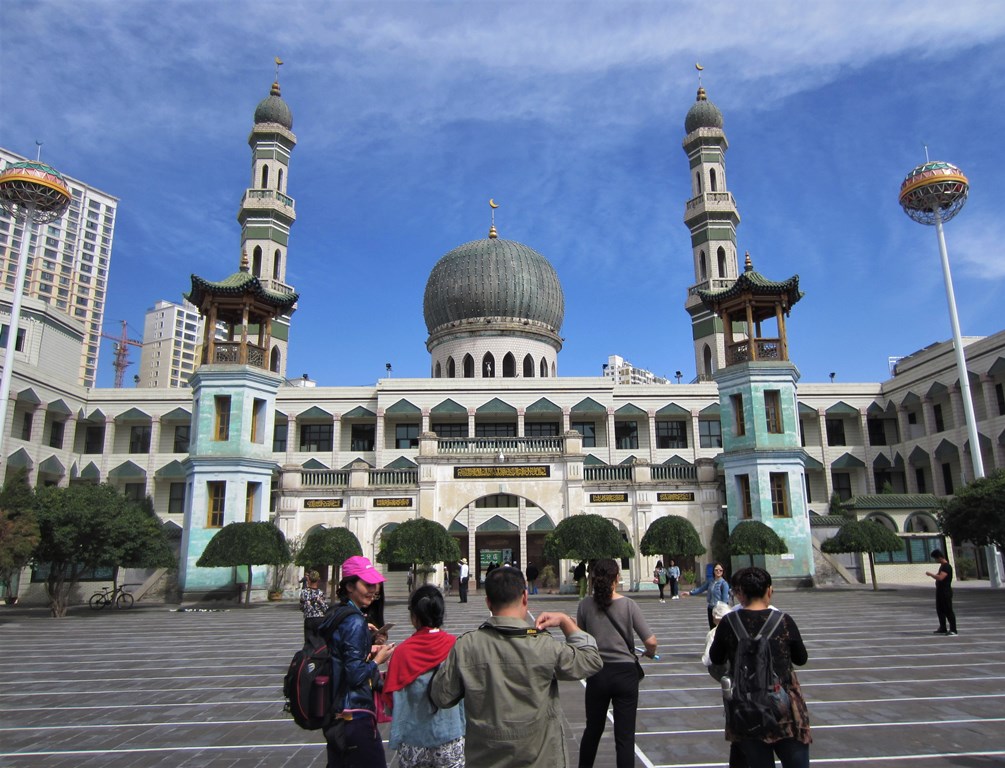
left=101, top=320, right=143, bottom=388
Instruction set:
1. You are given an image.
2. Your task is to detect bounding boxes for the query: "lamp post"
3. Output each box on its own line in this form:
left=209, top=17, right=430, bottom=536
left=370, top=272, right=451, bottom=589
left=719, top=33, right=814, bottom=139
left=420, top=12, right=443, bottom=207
left=899, top=160, right=1003, bottom=588
left=0, top=159, right=71, bottom=453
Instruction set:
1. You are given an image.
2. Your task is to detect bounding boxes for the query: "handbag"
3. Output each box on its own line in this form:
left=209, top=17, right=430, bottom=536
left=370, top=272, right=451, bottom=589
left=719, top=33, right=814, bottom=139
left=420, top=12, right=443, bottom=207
left=603, top=603, right=645, bottom=680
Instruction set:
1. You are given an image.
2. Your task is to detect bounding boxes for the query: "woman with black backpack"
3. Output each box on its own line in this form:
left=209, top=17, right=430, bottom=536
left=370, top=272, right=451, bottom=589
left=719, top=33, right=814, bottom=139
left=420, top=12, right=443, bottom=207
left=708, top=567, right=811, bottom=768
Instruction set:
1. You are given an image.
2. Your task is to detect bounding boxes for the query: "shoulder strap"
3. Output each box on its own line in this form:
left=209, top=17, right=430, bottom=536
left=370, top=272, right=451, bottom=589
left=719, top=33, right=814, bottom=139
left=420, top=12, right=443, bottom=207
left=724, top=610, right=748, bottom=640
left=319, top=603, right=357, bottom=635
left=478, top=621, right=547, bottom=638
left=603, top=603, right=639, bottom=660
left=753, top=611, right=785, bottom=641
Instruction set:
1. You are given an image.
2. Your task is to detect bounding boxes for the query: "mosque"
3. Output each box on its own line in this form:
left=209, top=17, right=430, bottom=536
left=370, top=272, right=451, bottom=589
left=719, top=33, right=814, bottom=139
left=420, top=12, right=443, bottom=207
left=3, top=77, right=1004, bottom=605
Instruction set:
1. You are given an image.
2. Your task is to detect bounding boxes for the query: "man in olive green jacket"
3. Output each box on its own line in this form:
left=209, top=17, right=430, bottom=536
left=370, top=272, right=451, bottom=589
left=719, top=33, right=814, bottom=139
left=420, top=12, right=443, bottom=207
left=430, top=566, right=602, bottom=767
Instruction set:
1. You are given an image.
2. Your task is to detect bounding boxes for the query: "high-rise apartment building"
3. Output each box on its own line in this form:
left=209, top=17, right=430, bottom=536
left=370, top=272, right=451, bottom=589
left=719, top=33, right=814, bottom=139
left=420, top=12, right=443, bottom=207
left=603, top=354, right=669, bottom=385
left=138, top=299, right=203, bottom=388
left=0, top=147, right=118, bottom=387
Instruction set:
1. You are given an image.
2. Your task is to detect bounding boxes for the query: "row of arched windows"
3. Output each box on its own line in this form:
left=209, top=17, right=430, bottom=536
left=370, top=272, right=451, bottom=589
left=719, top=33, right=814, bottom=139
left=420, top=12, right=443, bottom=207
left=694, top=167, right=719, bottom=195
left=251, top=245, right=283, bottom=281
left=434, top=352, right=554, bottom=379
left=260, top=164, right=284, bottom=192
left=698, top=246, right=729, bottom=282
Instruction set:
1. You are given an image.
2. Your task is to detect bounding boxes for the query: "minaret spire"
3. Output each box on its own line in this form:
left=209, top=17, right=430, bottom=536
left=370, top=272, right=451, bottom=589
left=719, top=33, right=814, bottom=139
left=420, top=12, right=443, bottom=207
left=488, top=198, right=499, bottom=238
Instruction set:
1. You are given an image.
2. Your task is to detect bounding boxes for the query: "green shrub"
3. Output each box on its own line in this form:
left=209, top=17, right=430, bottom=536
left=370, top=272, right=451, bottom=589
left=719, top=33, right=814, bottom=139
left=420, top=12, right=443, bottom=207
left=956, top=557, right=976, bottom=580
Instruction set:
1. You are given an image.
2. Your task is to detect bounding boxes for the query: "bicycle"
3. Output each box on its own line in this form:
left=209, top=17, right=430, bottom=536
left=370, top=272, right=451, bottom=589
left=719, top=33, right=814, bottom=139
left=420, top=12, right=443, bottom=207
left=88, top=583, right=138, bottom=610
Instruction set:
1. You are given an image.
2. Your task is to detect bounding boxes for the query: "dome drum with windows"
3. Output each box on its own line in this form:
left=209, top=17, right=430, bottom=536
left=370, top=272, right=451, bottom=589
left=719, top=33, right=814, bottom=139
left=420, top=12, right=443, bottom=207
left=899, top=161, right=969, bottom=226
left=0, top=160, right=72, bottom=223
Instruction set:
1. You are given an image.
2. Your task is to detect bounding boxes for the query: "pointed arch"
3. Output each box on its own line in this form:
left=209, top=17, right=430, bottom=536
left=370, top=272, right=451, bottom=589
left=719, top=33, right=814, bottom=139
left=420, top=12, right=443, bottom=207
left=502, top=352, right=516, bottom=378
left=695, top=171, right=702, bottom=195
left=523, top=354, right=535, bottom=378
left=699, top=250, right=707, bottom=281
left=717, top=246, right=727, bottom=278
left=434, top=361, right=442, bottom=378
left=273, top=249, right=282, bottom=280
left=710, top=168, right=718, bottom=192
left=447, top=356, right=456, bottom=378
left=252, top=246, right=263, bottom=277
left=277, top=167, right=284, bottom=192
left=482, top=352, right=495, bottom=378
left=260, top=165, right=269, bottom=189
left=540, top=357, right=548, bottom=378
left=703, top=344, right=713, bottom=378
left=270, top=346, right=281, bottom=373
left=463, top=354, right=474, bottom=378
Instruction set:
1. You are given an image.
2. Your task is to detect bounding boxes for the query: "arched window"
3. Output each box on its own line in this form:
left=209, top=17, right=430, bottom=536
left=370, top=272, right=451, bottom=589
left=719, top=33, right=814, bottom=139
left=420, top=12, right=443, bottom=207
left=905, top=513, right=938, bottom=533
left=717, top=247, right=727, bottom=278
left=252, top=246, right=263, bottom=277
left=523, top=354, right=534, bottom=378
left=273, top=249, right=282, bottom=280
left=261, top=165, right=269, bottom=189
left=695, top=171, right=702, bottom=195
left=703, top=344, right=713, bottom=378
left=277, top=168, right=284, bottom=192
left=270, top=346, right=281, bottom=373
left=551, top=361, right=556, bottom=377
left=699, top=251, right=707, bottom=282
left=710, top=168, right=718, bottom=192
left=540, top=357, right=548, bottom=378
left=447, top=357, right=456, bottom=378
left=482, top=352, right=495, bottom=378
left=502, top=352, right=516, bottom=378
left=866, top=513, right=898, bottom=532
left=434, top=361, right=441, bottom=378
left=463, top=354, right=474, bottom=378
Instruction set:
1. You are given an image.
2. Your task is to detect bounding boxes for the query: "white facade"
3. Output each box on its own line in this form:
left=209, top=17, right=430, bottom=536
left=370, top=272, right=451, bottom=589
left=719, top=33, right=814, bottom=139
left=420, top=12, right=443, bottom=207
left=603, top=354, right=670, bottom=385
left=139, top=300, right=203, bottom=389
left=0, top=147, right=118, bottom=387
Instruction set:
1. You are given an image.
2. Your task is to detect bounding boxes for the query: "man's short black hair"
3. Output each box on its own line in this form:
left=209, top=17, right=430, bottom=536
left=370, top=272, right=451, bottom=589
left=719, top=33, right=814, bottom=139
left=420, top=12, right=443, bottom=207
left=731, top=566, right=772, bottom=600
left=485, top=565, right=526, bottom=610
left=930, top=549, right=945, bottom=560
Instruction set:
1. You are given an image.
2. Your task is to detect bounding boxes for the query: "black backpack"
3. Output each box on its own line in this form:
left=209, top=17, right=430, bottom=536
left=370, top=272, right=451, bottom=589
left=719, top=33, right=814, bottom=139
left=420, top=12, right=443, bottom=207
left=723, top=611, right=791, bottom=739
left=283, top=604, right=356, bottom=730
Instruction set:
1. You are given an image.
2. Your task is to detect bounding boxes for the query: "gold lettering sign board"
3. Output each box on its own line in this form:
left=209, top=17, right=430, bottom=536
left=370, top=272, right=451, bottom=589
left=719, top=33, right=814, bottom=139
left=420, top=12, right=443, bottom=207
left=590, top=493, right=628, bottom=503
left=454, top=466, right=550, bottom=479
left=304, top=499, right=343, bottom=509
left=374, top=498, right=412, bottom=508
left=657, top=492, right=695, bottom=502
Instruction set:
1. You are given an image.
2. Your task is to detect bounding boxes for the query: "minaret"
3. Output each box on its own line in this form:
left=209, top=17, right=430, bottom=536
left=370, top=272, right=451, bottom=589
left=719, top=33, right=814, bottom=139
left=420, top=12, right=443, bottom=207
left=682, top=80, right=741, bottom=380
left=696, top=255, right=814, bottom=585
left=237, top=68, right=297, bottom=377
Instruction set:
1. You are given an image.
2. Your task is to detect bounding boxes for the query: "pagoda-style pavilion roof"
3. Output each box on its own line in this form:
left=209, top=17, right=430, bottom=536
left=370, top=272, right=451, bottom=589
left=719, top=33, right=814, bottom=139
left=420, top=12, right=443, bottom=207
left=697, top=254, right=803, bottom=314
left=186, top=269, right=299, bottom=314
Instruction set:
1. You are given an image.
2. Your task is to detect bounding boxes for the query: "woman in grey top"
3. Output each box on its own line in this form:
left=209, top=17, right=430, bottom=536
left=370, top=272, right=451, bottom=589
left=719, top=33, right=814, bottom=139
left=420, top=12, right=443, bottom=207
left=575, top=559, right=658, bottom=768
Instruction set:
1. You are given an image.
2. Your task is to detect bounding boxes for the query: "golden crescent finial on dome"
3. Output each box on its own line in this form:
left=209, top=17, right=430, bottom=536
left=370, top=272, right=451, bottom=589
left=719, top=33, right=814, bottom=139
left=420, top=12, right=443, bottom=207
left=489, top=198, right=499, bottom=238
left=744, top=251, right=753, bottom=271
left=240, top=248, right=250, bottom=272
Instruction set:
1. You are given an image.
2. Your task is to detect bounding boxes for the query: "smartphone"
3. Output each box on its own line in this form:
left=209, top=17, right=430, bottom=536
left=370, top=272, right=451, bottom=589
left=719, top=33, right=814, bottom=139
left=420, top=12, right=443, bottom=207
left=376, top=623, right=395, bottom=635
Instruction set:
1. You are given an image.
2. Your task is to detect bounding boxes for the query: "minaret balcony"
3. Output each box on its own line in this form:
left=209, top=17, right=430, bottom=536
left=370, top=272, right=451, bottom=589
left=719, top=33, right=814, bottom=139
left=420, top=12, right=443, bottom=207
left=688, top=278, right=735, bottom=297
left=263, top=277, right=296, bottom=296
left=684, top=191, right=737, bottom=220
left=727, top=338, right=782, bottom=365
left=240, top=188, right=296, bottom=214
left=210, top=341, right=268, bottom=368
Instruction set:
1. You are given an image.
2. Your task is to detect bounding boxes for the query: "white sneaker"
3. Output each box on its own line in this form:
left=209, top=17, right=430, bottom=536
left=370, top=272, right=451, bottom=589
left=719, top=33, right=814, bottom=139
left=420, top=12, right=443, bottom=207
left=671, top=596, right=679, bottom=600
left=660, top=599, right=665, bottom=603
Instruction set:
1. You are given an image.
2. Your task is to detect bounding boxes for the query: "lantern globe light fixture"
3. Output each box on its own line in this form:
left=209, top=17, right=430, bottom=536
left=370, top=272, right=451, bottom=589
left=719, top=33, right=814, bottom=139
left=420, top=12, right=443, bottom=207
left=0, top=158, right=72, bottom=451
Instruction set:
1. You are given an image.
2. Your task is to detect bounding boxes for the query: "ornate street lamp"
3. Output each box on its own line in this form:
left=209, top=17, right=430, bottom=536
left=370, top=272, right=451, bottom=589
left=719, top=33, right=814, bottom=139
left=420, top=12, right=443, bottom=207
left=899, top=160, right=1002, bottom=587
left=0, top=158, right=72, bottom=451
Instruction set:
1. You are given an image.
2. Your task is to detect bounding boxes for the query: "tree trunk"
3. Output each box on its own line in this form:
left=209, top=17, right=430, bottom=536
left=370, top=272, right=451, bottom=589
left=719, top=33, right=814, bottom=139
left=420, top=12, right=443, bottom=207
left=245, top=564, right=253, bottom=605
left=868, top=552, right=879, bottom=591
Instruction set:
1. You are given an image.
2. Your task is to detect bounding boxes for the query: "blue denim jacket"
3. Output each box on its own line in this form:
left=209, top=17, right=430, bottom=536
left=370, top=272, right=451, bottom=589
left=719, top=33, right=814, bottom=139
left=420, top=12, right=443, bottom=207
left=690, top=576, right=730, bottom=607
left=327, top=602, right=381, bottom=713
left=388, top=670, right=465, bottom=750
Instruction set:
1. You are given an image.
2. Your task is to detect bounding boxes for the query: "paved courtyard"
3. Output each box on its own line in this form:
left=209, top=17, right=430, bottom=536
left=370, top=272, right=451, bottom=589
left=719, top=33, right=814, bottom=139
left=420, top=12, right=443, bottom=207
left=1, top=584, right=1004, bottom=767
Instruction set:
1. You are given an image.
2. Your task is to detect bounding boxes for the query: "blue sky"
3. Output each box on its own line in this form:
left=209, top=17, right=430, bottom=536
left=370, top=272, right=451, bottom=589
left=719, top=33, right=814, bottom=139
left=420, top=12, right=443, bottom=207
left=3, top=2, right=1004, bottom=389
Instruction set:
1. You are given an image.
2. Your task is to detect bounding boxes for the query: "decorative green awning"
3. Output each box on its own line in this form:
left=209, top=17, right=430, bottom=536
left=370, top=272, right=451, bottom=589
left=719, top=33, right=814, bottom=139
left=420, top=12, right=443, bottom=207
left=448, top=519, right=468, bottom=533
left=699, top=403, right=721, bottom=417
left=619, top=455, right=637, bottom=465
left=155, top=460, right=187, bottom=479
left=431, top=399, right=467, bottom=416
left=385, top=399, right=420, bottom=415
left=477, top=515, right=518, bottom=532
left=614, top=403, right=646, bottom=417
left=47, top=399, right=73, bottom=417
left=476, top=398, right=517, bottom=416
left=866, top=402, right=886, bottom=416
left=655, top=403, right=689, bottom=418
left=342, top=406, right=375, bottom=419
left=108, top=461, right=146, bottom=480
left=385, top=456, right=417, bottom=469
left=528, top=515, right=555, bottom=532
left=16, top=388, right=41, bottom=405
left=115, top=408, right=150, bottom=423
left=38, top=456, right=65, bottom=475
left=830, top=453, right=865, bottom=469
left=299, top=406, right=334, bottom=420
left=80, top=462, right=101, bottom=480
left=825, top=402, right=858, bottom=417
left=934, top=439, right=958, bottom=461
left=987, top=357, right=1005, bottom=378
left=901, top=392, right=921, bottom=407
left=798, top=402, right=817, bottom=417
left=526, top=398, right=561, bottom=415
left=802, top=453, right=824, bottom=471
left=664, top=455, right=692, bottom=466
left=908, top=446, right=929, bottom=465
left=341, top=457, right=373, bottom=469
left=584, top=454, right=606, bottom=466
left=873, top=454, right=893, bottom=470
left=5, top=449, right=32, bottom=469
left=926, top=381, right=948, bottom=398
left=161, top=407, right=192, bottom=422
left=571, top=397, right=606, bottom=415
left=302, top=458, right=329, bottom=470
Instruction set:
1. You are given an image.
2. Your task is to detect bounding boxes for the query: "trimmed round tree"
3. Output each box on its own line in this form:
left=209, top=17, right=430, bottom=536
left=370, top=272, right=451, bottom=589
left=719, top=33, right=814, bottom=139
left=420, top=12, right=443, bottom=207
left=376, top=518, right=461, bottom=586
left=197, top=522, right=291, bottom=605
left=543, top=513, right=634, bottom=563
left=939, top=468, right=1005, bottom=553
left=640, top=515, right=706, bottom=562
left=728, top=520, right=788, bottom=568
left=822, top=519, right=905, bottom=591
left=296, top=526, right=363, bottom=600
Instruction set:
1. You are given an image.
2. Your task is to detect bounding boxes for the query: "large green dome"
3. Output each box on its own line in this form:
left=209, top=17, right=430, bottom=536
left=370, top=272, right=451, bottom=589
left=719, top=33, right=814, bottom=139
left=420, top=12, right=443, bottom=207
left=254, top=82, right=293, bottom=130
left=684, top=87, right=723, bottom=133
left=423, top=236, right=565, bottom=334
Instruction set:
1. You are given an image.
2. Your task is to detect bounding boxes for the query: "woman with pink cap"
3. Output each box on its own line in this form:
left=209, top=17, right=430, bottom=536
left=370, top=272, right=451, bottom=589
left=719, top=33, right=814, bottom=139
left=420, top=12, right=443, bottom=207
left=323, top=555, right=395, bottom=767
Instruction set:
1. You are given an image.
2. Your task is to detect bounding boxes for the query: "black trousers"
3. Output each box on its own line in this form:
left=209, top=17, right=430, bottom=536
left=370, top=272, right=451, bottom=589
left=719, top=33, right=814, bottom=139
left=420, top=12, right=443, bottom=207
left=458, top=577, right=468, bottom=603
left=936, top=589, right=957, bottom=632
left=579, top=662, right=639, bottom=768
